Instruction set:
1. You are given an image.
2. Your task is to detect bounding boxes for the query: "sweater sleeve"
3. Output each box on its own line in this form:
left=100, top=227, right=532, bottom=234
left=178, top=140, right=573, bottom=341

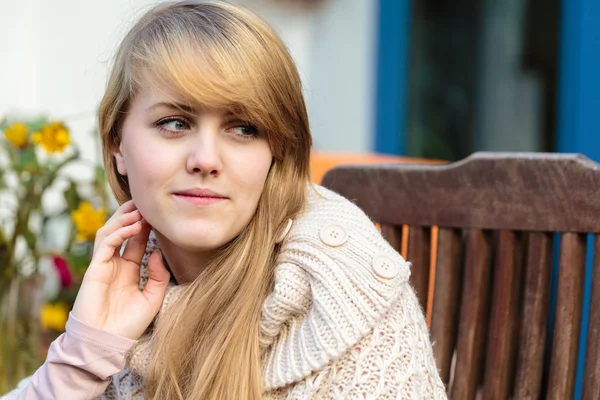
left=1, top=313, right=136, bottom=400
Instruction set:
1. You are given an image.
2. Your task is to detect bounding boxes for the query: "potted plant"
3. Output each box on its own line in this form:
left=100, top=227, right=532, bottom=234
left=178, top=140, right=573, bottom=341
left=0, top=118, right=110, bottom=394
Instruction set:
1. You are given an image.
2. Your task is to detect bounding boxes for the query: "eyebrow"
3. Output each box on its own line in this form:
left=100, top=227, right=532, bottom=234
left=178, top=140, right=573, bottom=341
left=146, top=102, right=197, bottom=114
left=145, top=102, right=237, bottom=119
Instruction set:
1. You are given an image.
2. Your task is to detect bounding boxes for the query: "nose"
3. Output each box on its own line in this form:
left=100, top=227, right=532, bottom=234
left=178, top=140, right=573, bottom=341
left=186, top=133, right=222, bottom=177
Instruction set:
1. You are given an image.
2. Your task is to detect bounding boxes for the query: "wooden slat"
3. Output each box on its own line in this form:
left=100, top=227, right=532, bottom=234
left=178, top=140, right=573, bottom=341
left=583, top=234, right=600, bottom=399
left=401, top=225, right=409, bottom=259
left=322, top=153, right=600, bottom=233
left=427, top=226, right=440, bottom=328
left=514, top=232, right=553, bottom=399
left=451, top=229, right=492, bottom=400
left=430, top=228, right=463, bottom=386
left=548, top=233, right=586, bottom=399
left=484, top=231, right=522, bottom=400
left=407, top=226, right=431, bottom=311
left=380, top=224, right=403, bottom=252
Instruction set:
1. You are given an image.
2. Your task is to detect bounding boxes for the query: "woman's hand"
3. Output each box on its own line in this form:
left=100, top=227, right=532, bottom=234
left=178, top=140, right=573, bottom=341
left=71, top=200, right=170, bottom=340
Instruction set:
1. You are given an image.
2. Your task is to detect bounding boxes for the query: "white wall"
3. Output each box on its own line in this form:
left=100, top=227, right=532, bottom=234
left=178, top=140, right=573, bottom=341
left=305, top=0, right=376, bottom=151
left=0, top=0, right=377, bottom=157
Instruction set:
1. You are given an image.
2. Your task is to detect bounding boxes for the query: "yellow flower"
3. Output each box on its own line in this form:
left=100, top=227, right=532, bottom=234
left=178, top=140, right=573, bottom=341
left=3, top=122, right=28, bottom=148
left=71, top=201, right=106, bottom=241
left=40, top=302, right=69, bottom=332
left=32, top=121, right=71, bottom=153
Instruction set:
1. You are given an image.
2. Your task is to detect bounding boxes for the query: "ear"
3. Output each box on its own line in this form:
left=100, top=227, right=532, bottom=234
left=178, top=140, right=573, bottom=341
left=112, top=143, right=127, bottom=176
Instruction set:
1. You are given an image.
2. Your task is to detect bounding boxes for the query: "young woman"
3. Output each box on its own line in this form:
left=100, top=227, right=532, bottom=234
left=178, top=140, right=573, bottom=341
left=3, top=1, right=446, bottom=399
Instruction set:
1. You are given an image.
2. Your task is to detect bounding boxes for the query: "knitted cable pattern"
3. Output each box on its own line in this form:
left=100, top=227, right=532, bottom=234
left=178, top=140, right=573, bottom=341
left=264, top=286, right=446, bottom=399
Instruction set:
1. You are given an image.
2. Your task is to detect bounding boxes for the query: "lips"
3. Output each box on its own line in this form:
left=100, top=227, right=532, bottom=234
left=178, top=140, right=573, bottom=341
left=172, top=188, right=228, bottom=206
left=173, top=188, right=227, bottom=198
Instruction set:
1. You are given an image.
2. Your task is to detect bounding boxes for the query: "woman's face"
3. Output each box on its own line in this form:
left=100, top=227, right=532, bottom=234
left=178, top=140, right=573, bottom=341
left=114, top=86, right=273, bottom=253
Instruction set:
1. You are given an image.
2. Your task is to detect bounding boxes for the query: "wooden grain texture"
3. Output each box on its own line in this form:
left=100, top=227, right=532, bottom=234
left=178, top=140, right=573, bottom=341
left=407, top=227, right=431, bottom=311
left=380, top=224, right=403, bottom=252
left=514, top=232, right=553, bottom=399
left=451, top=230, right=492, bottom=400
left=583, top=235, right=600, bottom=399
left=430, top=228, right=463, bottom=386
left=322, top=153, right=600, bottom=233
left=548, top=233, right=586, bottom=399
left=484, top=230, right=523, bottom=400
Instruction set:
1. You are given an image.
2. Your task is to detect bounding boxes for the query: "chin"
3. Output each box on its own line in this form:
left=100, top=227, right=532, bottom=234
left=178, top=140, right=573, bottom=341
left=179, top=236, right=227, bottom=252
left=168, top=226, right=233, bottom=252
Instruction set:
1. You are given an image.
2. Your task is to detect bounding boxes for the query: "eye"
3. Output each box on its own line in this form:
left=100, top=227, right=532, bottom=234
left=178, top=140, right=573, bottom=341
left=156, top=117, right=190, bottom=136
left=227, top=124, right=259, bottom=139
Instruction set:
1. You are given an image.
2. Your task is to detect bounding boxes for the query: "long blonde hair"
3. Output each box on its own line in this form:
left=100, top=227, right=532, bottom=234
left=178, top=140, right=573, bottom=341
left=98, top=2, right=312, bottom=398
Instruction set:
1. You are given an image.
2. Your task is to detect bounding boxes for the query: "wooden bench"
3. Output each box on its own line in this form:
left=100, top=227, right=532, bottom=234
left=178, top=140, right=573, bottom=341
left=321, top=152, right=600, bottom=400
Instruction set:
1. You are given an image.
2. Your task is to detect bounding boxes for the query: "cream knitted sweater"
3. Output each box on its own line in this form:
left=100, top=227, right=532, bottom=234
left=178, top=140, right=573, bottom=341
left=99, top=185, right=446, bottom=399
left=3, top=185, right=445, bottom=399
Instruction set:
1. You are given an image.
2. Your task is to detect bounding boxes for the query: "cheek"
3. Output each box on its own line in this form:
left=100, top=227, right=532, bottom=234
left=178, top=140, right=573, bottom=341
left=122, top=136, right=172, bottom=182
left=120, top=137, right=179, bottom=209
left=128, top=155, right=168, bottom=184
left=231, top=143, right=273, bottom=196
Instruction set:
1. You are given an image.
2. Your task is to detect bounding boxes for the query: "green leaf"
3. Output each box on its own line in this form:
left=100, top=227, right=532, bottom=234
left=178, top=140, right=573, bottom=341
left=63, top=181, right=80, bottom=211
left=26, top=117, right=48, bottom=133
left=17, top=147, right=38, bottom=172
left=22, top=228, right=36, bottom=254
left=94, top=165, right=107, bottom=187
left=66, top=246, right=92, bottom=275
left=92, top=165, right=109, bottom=204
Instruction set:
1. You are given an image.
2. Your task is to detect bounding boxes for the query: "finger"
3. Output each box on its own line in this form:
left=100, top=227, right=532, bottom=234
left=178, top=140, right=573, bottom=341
left=94, top=209, right=142, bottom=255
left=93, top=221, right=143, bottom=264
left=97, top=200, right=137, bottom=243
left=121, top=219, right=152, bottom=263
left=143, top=250, right=170, bottom=312
left=105, top=199, right=137, bottom=224
left=99, top=209, right=142, bottom=238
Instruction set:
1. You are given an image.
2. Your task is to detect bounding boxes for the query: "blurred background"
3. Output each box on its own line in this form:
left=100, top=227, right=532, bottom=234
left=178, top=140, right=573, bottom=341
left=1, top=0, right=598, bottom=163
left=1, top=0, right=600, bottom=396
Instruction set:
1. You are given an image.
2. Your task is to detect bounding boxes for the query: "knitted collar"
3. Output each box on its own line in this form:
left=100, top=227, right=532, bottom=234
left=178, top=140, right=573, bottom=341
left=128, top=185, right=411, bottom=390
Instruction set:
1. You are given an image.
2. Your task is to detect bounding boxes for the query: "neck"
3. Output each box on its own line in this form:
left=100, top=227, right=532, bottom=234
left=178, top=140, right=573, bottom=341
left=153, top=230, right=215, bottom=284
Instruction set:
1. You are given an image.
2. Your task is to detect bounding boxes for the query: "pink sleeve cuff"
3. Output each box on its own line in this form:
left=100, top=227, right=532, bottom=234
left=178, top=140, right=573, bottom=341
left=66, top=313, right=138, bottom=359
left=8, top=313, right=138, bottom=400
